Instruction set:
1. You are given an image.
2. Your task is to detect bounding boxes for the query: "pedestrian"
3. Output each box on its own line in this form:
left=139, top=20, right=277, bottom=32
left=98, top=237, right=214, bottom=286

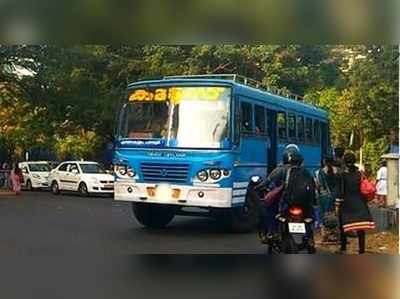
left=315, top=155, right=340, bottom=243
left=10, top=163, right=23, bottom=195
left=1, top=162, right=11, bottom=189
left=0, top=162, right=5, bottom=188
left=333, top=147, right=345, bottom=168
left=336, top=152, right=375, bottom=254
left=375, top=160, right=387, bottom=207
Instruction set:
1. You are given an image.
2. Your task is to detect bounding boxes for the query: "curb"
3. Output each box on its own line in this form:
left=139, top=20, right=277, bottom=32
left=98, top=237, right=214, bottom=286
left=0, top=190, right=16, bottom=196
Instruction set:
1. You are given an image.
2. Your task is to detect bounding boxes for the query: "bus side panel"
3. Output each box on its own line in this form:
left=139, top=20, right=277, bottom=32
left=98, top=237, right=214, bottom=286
left=232, top=136, right=267, bottom=206
left=300, top=144, right=322, bottom=173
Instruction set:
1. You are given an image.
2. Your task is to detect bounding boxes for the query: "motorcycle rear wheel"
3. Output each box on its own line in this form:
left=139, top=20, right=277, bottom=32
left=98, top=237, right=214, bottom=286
left=281, top=236, right=298, bottom=254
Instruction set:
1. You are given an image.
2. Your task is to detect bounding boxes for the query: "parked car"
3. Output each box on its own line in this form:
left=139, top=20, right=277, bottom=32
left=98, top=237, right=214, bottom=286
left=48, top=161, right=114, bottom=196
left=19, top=161, right=51, bottom=190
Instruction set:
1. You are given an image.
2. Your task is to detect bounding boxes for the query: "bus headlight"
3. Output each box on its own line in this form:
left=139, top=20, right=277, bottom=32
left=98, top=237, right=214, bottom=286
left=209, top=169, right=222, bottom=180
left=114, top=165, right=127, bottom=176
left=197, top=170, right=208, bottom=182
left=127, top=166, right=135, bottom=177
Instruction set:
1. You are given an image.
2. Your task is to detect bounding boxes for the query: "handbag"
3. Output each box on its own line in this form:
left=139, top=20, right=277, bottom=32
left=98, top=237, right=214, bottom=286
left=360, top=172, right=376, bottom=201
left=263, top=168, right=291, bottom=206
left=263, top=185, right=284, bottom=206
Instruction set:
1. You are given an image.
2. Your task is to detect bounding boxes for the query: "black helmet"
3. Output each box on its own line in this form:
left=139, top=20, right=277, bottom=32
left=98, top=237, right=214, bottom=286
left=282, top=144, right=300, bottom=165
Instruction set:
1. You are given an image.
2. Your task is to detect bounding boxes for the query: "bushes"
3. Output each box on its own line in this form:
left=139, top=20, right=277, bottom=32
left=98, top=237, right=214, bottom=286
left=0, top=136, right=10, bottom=161
left=362, top=137, right=390, bottom=175
left=54, top=130, right=102, bottom=161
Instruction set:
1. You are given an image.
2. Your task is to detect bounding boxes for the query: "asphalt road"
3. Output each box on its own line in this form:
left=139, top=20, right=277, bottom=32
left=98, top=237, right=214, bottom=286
left=2, top=191, right=392, bottom=299
left=0, top=191, right=271, bottom=298
left=0, top=191, right=265, bottom=255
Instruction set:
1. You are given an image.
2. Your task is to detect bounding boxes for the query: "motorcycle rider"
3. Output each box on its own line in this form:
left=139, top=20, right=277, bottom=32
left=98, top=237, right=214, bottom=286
left=257, top=144, right=302, bottom=243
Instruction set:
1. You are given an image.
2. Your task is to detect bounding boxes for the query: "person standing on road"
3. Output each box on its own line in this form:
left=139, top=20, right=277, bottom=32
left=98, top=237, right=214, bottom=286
left=315, top=155, right=340, bottom=243
left=1, top=162, right=11, bottom=189
left=336, top=152, right=375, bottom=254
left=10, top=163, right=23, bottom=195
left=375, top=160, right=387, bottom=207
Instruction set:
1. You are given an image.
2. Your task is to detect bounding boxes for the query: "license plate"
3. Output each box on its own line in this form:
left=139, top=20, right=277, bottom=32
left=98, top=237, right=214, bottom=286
left=104, top=184, right=113, bottom=188
left=288, top=222, right=306, bottom=234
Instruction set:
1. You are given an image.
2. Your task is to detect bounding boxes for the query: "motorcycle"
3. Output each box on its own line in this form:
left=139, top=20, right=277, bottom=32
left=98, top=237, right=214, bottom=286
left=251, top=176, right=316, bottom=254
left=268, top=204, right=316, bottom=254
left=252, top=178, right=316, bottom=254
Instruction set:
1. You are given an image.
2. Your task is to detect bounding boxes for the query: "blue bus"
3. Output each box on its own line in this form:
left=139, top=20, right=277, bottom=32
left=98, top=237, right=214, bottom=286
left=113, top=74, right=329, bottom=232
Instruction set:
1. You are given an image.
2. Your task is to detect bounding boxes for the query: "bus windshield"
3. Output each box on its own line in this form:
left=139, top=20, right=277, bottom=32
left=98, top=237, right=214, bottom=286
left=119, top=86, right=231, bottom=149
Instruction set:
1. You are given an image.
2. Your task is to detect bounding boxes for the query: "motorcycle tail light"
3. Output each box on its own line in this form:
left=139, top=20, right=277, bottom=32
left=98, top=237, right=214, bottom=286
left=289, top=206, right=303, bottom=217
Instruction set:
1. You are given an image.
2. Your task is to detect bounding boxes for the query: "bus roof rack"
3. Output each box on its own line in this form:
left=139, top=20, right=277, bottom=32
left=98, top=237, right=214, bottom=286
left=163, top=74, right=314, bottom=105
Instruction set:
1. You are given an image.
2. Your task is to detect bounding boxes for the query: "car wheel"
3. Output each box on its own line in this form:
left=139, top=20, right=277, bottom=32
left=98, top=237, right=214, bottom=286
left=78, top=182, right=89, bottom=197
left=51, top=181, right=60, bottom=195
left=26, top=180, right=34, bottom=191
left=132, top=203, right=175, bottom=228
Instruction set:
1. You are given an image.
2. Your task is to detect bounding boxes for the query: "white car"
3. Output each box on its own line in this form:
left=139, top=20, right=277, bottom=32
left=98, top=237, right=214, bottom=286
left=19, top=161, right=51, bottom=190
left=48, top=161, right=114, bottom=196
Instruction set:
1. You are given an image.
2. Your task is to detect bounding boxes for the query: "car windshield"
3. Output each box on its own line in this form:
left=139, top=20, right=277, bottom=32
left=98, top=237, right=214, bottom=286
left=29, top=163, right=51, bottom=172
left=79, top=163, right=106, bottom=174
left=119, top=86, right=231, bottom=148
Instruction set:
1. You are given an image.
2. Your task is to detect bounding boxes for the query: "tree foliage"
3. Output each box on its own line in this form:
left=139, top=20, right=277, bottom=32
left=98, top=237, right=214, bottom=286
left=0, top=45, right=398, bottom=171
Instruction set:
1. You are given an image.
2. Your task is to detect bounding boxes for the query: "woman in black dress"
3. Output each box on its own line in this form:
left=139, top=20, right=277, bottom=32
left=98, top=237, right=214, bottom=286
left=336, top=152, right=375, bottom=254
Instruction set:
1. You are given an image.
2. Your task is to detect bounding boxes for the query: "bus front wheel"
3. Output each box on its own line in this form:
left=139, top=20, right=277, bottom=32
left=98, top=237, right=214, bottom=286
left=219, top=187, right=259, bottom=233
left=132, top=202, right=175, bottom=229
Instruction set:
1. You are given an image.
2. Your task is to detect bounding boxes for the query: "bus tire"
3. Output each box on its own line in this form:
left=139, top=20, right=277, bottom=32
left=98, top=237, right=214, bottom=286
left=229, top=187, right=259, bottom=233
left=132, top=202, right=175, bottom=229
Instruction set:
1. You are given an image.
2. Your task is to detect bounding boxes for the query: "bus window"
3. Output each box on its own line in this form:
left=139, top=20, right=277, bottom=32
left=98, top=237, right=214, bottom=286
left=288, top=113, right=296, bottom=140
left=313, top=120, right=321, bottom=143
left=277, top=112, right=287, bottom=139
left=254, top=105, right=266, bottom=134
left=297, top=115, right=305, bottom=142
left=265, top=108, right=269, bottom=135
left=241, top=102, right=253, bottom=133
left=305, top=118, right=312, bottom=143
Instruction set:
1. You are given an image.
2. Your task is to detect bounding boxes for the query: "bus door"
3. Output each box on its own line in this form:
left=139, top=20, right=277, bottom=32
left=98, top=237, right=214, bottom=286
left=267, top=109, right=277, bottom=174
left=234, top=100, right=267, bottom=192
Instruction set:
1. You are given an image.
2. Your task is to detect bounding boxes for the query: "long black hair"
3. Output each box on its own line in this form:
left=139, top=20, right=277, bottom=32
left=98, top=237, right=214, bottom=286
left=323, top=155, right=335, bottom=175
left=343, top=152, right=358, bottom=172
left=13, top=163, right=21, bottom=175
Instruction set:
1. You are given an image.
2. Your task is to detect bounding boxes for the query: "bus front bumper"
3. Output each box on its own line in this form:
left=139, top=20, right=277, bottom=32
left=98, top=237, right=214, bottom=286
left=113, top=182, right=241, bottom=208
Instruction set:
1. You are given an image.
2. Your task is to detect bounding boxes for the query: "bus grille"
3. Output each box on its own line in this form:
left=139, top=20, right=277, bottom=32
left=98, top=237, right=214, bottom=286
left=140, top=163, right=190, bottom=183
